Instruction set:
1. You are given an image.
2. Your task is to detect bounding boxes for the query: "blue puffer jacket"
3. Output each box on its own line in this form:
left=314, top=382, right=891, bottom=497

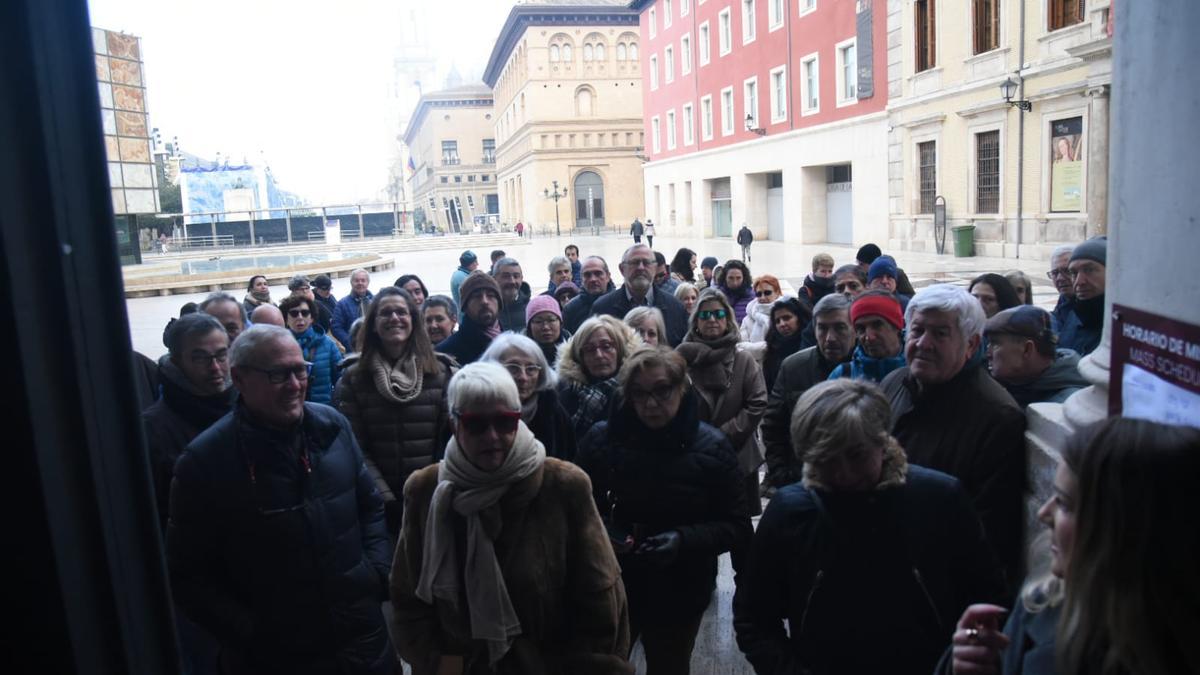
left=332, top=292, right=374, bottom=348
left=295, top=326, right=342, bottom=404
left=828, top=345, right=907, bottom=384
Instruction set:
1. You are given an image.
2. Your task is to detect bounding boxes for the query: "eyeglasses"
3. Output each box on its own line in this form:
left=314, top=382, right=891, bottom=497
left=755, top=289, right=775, bottom=298
left=628, top=384, right=678, bottom=406
left=697, top=309, right=729, bottom=320
left=189, top=349, right=229, bottom=366
left=530, top=316, right=560, bottom=327
left=1046, top=268, right=1071, bottom=280
left=502, top=362, right=543, bottom=378
left=378, top=308, right=409, bottom=319
left=455, top=410, right=521, bottom=435
left=287, top=309, right=311, bottom=318
left=583, top=340, right=617, bottom=355
left=624, top=258, right=657, bottom=269
left=244, top=362, right=312, bottom=384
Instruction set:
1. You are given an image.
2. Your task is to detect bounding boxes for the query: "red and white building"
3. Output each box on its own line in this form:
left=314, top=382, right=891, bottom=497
left=633, top=0, right=889, bottom=245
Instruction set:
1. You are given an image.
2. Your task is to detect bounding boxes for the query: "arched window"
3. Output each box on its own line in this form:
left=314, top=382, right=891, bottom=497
left=629, top=43, right=638, bottom=61
left=616, top=43, right=627, bottom=61
left=575, top=86, right=595, bottom=117
left=550, top=44, right=560, bottom=62
left=596, top=44, right=606, bottom=60
left=562, top=44, right=573, bottom=61
left=583, top=44, right=593, bottom=61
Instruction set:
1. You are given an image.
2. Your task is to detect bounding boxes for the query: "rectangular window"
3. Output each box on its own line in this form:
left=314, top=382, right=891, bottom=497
left=915, top=0, right=937, bottom=72
left=681, top=34, right=692, bottom=75
left=769, top=65, right=787, bottom=122
left=441, top=140, right=459, bottom=165
left=650, top=54, right=659, bottom=89
left=918, top=141, right=937, bottom=213
left=682, top=0, right=690, bottom=16
left=744, top=77, right=759, bottom=128
left=973, top=0, right=1000, bottom=54
left=837, top=40, right=857, bottom=104
left=1050, top=117, right=1084, bottom=212
left=800, top=0, right=816, bottom=16
left=719, top=9, right=732, bottom=55
left=665, top=0, right=673, bottom=28
left=976, top=131, right=1000, bottom=213
left=701, top=95, right=714, bottom=140
left=742, top=0, right=756, bottom=44
left=652, top=116, right=661, bottom=153
left=667, top=109, right=677, bottom=150
left=801, top=53, right=819, bottom=114
left=683, top=102, right=695, bottom=145
left=699, top=22, right=711, bottom=65
left=769, top=0, right=784, bottom=29
left=482, top=139, right=496, bottom=164
left=665, top=45, right=674, bottom=83
left=1049, top=0, right=1085, bottom=31
left=721, top=87, right=735, bottom=136
left=650, top=8, right=657, bottom=38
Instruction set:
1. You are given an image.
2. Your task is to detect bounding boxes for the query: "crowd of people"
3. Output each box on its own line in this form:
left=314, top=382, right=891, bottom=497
left=136, top=234, right=1200, bottom=675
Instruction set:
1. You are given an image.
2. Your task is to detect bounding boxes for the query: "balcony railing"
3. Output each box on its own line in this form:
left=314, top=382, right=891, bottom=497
left=442, top=156, right=461, bottom=166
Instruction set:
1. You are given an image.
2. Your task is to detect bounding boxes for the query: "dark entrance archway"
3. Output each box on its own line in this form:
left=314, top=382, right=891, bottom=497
left=573, top=170, right=605, bottom=232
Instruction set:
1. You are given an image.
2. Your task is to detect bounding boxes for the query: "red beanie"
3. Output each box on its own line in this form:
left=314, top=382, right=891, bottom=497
left=851, top=294, right=904, bottom=331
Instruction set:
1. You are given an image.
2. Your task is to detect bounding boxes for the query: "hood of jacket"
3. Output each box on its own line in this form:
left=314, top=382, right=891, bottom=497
left=803, top=274, right=836, bottom=297
left=1000, top=349, right=1088, bottom=404
left=556, top=321, right=643, bottom=387
left=802, top=435, right=908, bottom=492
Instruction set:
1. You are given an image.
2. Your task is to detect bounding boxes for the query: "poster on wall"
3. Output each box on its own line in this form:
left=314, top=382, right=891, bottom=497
left=1050, top=117, right=1084, bottom=212
left=1109, top=304, right=1200, bottom=429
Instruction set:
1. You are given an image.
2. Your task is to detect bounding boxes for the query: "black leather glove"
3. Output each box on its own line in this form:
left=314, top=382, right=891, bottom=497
left=635, top=530, right=682, bottom=567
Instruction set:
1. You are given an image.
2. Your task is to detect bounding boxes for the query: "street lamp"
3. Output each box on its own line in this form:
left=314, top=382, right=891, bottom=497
left=744, top=113, right=766, bottom=136
left=544, top=180, right=568, bottom=237
left=1000, top=76, right=1032, bottom=112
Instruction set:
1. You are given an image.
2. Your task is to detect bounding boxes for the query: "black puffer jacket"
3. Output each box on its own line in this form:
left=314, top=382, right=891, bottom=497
left=526, top=388, right=578, bottom=462
left=761, top=347, right=846, bottom=490
left=167, top=402, right=392, bottom=675
left=576, top=392, right=753, bottom=620
left=734, top=445, right=1006, bottom=675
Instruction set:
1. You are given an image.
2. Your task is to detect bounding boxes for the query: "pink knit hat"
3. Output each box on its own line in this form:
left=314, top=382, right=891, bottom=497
left=525, top=294, right=563, bottom=325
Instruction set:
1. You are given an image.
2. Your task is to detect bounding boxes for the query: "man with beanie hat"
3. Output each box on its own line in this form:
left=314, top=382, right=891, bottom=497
left=312, top=274, right=337, bottom=325
left=1058, top=236, right=1106, bottom=355
left=828, top=290, right=906, bottom=383
left=437, top=270, right=500, bottom=366
left=985, top=306, right=1088, bottom=407
left=856, top=243, right=916, bottom=296
left=450, top=250, right=479, bottom=310
left=866, top=256, right=911, bottom=312
left=524, top=295, right=569, bottom=366
left=699, top=256, right=720, bottom=289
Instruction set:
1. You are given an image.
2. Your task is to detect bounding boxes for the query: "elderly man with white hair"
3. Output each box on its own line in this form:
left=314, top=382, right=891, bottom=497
left=333, top=268, right=374, bottom=348
left=879, top=284, right=1026, bottom=593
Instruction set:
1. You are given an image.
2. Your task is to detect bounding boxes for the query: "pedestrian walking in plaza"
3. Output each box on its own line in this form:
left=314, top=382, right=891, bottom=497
left=333, top=268, right=374, bottom=349
left=280, top=295, right=342, bottom=404
left=437, top=271, right=502, bottom=366
left=591, top=244, right=689, bottom=346
left=879, top=284, right=1026, bottom=590
left=576, top=348, right=752, bottom=675
left=557, top=315, right=641, bottom=438
left=167, top=325, right=394, bottom=675
left=677, top=288, right=768, bottom=522
left=242, top=274, right=274, bottom=317
left=482, top=334, right=576, bottom=461
left=390, top=362, right=632, bottom=675
left=629, top=217, right=644, bottom=244
left=735, top=379, right=1006, bottom=675
left=716, top=260, right=755, bottom=324
left=736, top=224, right=753, bottom=262
left=644, top=219, right=656, bottom=248
left=336, top=287, right=455, bottom=535
left=515, top=220, right=525, bottom=238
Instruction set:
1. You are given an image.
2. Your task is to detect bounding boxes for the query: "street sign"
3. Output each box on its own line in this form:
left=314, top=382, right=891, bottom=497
left=1109, top=304, right=1200, bottom=428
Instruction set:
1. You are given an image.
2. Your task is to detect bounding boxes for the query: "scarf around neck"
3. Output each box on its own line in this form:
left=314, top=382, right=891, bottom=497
left=416, top=422, right=546, bottom=665
left=676, top=331, right=740, bottom=390
left=367, top=349, right=424, bottom=404
left=245, top=290, right=272, bottom=306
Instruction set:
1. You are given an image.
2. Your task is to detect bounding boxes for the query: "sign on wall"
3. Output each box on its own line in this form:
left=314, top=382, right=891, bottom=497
left=1050, top=117, right=1084, bottom=212
left=856, top=1, right=874, bottom=100
left=1109, top=304, right=1200, bottom=428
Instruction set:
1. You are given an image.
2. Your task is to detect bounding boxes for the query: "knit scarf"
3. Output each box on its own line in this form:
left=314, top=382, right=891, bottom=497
left=520, top=394, right=539, bottom=423
left=416, top=422, right=546, bottom=665
left=677, top=331, right=740, bottom=390
left=244, top=291, right=272, bottom=307
left=367, top=349, right=424, bottom=405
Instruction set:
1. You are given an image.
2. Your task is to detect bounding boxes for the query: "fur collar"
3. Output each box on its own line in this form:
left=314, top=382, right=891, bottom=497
left=801, top=436, right=908, bottom=491
left=555, top=322, right=643, bottom=386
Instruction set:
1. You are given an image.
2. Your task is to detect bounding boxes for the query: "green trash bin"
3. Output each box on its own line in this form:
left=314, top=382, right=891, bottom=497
left=952, top=225, right=976, bottom=258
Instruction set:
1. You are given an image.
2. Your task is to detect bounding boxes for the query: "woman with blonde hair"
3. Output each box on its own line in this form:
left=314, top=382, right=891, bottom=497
left=557, top=315, right=642, bottom=437
left=674, top=282, right=699, bottom=316
left=736, top=378, right=1006, bottom=675
left=624, top=306, right=668, bottom=348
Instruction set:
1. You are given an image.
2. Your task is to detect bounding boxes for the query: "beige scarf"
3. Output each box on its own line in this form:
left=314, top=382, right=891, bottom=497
left=416, top=421, right=546, bottom=665
left=367, top=350, right=424, bottom=404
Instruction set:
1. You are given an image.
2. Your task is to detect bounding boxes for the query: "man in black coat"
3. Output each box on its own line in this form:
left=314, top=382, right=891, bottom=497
left=167, top=325, right=392, bottom=675
left=436, top=271, right=501, bottom=366
left=590, top=244, right=689, bottom=346
left=494, top=257, right=532, bottom=332
left=879, top=285, right=1026, bottom=590
left=562, top=255, right=615, bottom=334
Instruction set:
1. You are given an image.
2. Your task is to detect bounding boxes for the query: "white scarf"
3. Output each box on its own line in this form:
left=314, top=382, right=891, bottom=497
left=416, top=421, right=546, bottom=665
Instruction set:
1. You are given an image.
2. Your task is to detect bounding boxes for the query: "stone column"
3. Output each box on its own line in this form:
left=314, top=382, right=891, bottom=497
left=1085, top=86, right=1110, bottom=237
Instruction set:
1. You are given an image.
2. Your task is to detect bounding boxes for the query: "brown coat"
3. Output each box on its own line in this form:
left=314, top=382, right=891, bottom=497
left=390, top=458, right=632, bottom=675
left=677, top=341, right=769, bottom=476
left=335, top=355, right=455, bottom=503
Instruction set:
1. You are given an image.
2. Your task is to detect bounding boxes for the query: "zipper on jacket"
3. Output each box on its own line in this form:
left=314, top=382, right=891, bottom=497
left=911, top=568, right=945, bottom=631
left=798, top=569, right=825, bottom=637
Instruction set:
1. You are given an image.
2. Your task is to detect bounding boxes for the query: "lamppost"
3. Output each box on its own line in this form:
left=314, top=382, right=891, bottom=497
left=1000, top=77, right=1032, bottom=111
left=744, top=113, right=766, bottom=136
left=544, top=180, right=568, bottom=237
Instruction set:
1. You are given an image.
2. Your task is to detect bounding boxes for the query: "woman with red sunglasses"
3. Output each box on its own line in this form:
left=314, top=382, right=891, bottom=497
left=390, top=361, right=632, bottom=675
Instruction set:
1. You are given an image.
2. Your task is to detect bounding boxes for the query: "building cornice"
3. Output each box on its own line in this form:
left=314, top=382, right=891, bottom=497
left=402, top=94, right=494, bottom=146
left=483, top=5, right=640, bottom=87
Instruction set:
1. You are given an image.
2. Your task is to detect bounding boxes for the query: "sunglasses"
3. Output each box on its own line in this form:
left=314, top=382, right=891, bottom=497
left=455, top=410, right=521, bottom=436
left=287, top=309, right=311, bottom=318
left=697, top=309, right=728, bottom=320
left=755, top=289, right=775, bottom=297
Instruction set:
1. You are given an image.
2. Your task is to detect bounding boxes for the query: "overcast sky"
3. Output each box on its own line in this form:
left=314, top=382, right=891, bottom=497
left=86, top=0, right=517, bottom=204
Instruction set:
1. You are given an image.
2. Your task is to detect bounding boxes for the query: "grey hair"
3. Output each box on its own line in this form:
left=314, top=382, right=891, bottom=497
left=287, top=274, right=310, bottom=290
left=1050, top=244, right=1074, bottom=262
left=547, top=256, right=571, bottom=275
left=625, top=306, right=667, bottom=345
left=481, top=332, right=558, bottom=391
left=229, top=324, right=294, bottom=369
left=674, top=282, right=698, bottom=301
left=199, top=291, right=247, bottom=325
left=622, top=243, right=652, bottom=263
left=812, top=292, right=852, bottom=318
left=494, top=257, right=522, bottom=273
left=447, top=361, right=520, bottom=416
left=583, top=255, right=610, bottom=273
left=790, top=379, right=893, bottom=466
left=350, top=268, right=369, bottom=280
left=904, top=283, right=987, bottom=343
left=424, top=294, right=459, bottom=318
left=166, top=313, right=228, bottom=357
